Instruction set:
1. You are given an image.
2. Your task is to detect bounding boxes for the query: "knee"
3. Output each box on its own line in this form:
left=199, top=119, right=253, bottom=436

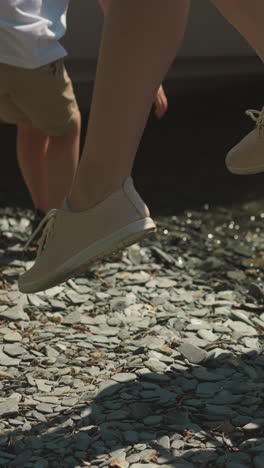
left=68, top=110, right=81, bottom=136
left=51, top=110, right=81, bottom=141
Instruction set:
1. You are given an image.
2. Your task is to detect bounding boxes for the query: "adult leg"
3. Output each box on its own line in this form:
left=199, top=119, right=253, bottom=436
left=212, top=0, right=264, bottom=61
left=70, top=0, right=191, bottom=211
left=212, top=0, right=264, bottom=175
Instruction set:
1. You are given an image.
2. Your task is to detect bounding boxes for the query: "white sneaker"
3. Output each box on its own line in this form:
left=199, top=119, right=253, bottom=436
left=18, top=177, right=156, bottom=293
left=226, top=107, right=264, bottom=175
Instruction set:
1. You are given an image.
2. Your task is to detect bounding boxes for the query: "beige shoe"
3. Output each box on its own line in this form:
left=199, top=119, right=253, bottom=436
left=226, top=107, right=264, bottom=175
left=19, top=177, right=156, bottom=293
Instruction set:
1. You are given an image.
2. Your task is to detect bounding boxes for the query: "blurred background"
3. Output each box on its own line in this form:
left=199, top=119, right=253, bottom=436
left=1, top=0, right=264, bottom=213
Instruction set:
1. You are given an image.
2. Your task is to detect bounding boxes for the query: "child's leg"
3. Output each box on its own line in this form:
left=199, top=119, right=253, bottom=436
left=45, top=112, right=81, bottom=211
left=17, top=112, right=80, bottom=213
left=11, top=61, right=80, bottom=211
left=70, top=0, right=190, bottom=211
left=17, top=123, right=49, bottom=213
left=211, top=0, right=264, bottom=61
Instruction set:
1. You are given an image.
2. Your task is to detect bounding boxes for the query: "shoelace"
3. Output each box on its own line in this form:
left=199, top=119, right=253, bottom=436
left=246, top=108, right=264, bottom=136
left=24, top=209, right=58, bottom=256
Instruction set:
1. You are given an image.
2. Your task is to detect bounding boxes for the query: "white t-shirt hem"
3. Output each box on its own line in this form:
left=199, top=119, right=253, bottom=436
left=0, top=48, right=67, bottom=70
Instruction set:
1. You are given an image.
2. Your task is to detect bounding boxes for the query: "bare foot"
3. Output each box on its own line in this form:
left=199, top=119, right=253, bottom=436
left=154, top=85, right=168, bottom=119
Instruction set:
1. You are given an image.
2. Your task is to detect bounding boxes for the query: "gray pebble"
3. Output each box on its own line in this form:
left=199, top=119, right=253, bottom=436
left=36, top=403, right=55, bottom=414
left=197, top=329, right=219, bottom=341
left=243, top=422, right=263, bottom=431
left=0, top=305, right=29, bottom=321
left=0, top=351, right=20, bottom=366
left=143, top=415, right=163, bottom=425
left=62, top=311, right=82, bottom=325
left=178, top=342, right=207, bottom=364
left=144, top=358, right=168, bottom=373
left=157, top=435, right=170, bottom=449
left=3, top=331, right=22, bottom=342
left=112, top=373, right=137, bottom=383
left=0, top=398, right=18, bottom=417
left=4, top=344, right=27, bottom=357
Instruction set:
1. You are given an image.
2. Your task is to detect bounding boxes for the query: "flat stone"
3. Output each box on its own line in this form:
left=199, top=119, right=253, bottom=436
left=0, top=351, right=20, bottom=366
left=227, top=270, right=246, bottom=281
left=227, top=320, right=256, bottom=336
left=192, top=368, right=224, bottom=382
left=62, top=311, right=82, bottom=325
left=157, top=435, right=170, bottom=449
left=243, top=422, right=263, bottom=432
left=157, top=278, right=177, bottom=288
left=186, top=320, right=211, bottom=331
left=179, top=343, right=207, bottom=364
left=44, top=285, right=64, bottom=296
left=61, top=397, right=78, bottom=407
left=44, top=345, right=60, bottom=359
left=35, top=380, right=53, bottom=393
left=34, top=396, right=59, bottom=404
left=36, top=403, right=55, bottom=414
left=3, top=331, right=22, bottom=342
left=112, top=373, right=137, bottom=383
left=137, top=370, right=170, bottom=382
left=213, top=324, right=231, bottom=333
left=0, top=398, right=18, bottom=416
left=144, top=358, right=168, bottom=373
left=205, top=347, right=233, bottom=362
left=231, top=310, right=254, bottom=326
left=0, top=305, right=29, bottom=321
left=143, top=415, right=163, bottom=425
left=139, top=336, right=165, bottom=350
left=89, top=325, right=119, bottom=336
left=4, top=344, right=27, bottom=357
left=197, top=329, right=219, bottom=341
left=196, top=382, right=221, bottom=395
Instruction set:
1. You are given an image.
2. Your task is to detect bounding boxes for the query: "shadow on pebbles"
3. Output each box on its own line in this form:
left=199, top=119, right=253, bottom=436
left=0, top=201, right=264, bottom=468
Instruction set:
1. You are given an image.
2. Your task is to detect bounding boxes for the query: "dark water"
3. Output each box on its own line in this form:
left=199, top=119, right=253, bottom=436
left=1, top=77, right=264, bottom=214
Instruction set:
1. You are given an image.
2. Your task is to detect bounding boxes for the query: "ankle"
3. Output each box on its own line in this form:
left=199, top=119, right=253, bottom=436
left=69, top=178, right=128, bottom=212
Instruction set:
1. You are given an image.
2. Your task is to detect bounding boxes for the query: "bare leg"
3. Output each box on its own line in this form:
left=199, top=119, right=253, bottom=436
left=70, top=0, right=190, bottom=211
left=17, top=123, right=49, bottom=213
left=17, top=111, right=80, bottom=213
left=98, top=0, right=168, bottom=120
left=45, top=112, right=81, bottom=211
left=211, top=0, right=264, bottom=61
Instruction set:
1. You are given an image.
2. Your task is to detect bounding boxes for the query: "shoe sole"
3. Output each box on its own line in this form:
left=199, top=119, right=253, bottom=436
left=19, top=217, right=156, bottom=294
left=226, top=164, right=264, bottom=175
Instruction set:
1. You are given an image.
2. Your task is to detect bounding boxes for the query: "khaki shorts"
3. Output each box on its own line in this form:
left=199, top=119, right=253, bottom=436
left=0, top=59, right=79, bottom=135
